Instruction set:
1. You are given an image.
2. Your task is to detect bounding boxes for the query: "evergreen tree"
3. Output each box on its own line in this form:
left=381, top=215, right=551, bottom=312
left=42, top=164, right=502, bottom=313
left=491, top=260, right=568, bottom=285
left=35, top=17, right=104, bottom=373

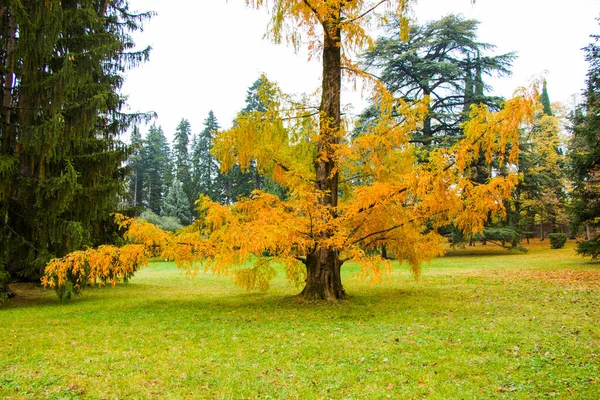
left=540, top=80, right=553, bottom=116
left=0, top=0, right=153, bottom=288
left=162, top=179, right=192, bottom=225
left=192, top=111, right=221, bottom=201
left=142, top=125, right=172, bottom=214
left=128, top=126, right=145, bottom=208
left=361, top=14, right=515, bottom=149
left=173, top=119, right=194, bottom=207
left=569, top=28, right=600, bottom=256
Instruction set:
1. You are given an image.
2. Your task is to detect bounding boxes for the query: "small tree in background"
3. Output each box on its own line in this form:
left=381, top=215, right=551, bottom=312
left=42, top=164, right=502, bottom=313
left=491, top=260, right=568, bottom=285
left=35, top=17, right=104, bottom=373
left=162, top=180, right=193, bottom=226
left=192, top=111, right=221, bottom=202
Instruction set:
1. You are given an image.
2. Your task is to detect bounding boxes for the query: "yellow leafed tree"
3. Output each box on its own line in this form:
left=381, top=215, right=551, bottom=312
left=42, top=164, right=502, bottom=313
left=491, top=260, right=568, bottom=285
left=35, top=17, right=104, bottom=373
left=204, top=0, right=534, bottom=300
left=43, top=0, right=535, bottom=302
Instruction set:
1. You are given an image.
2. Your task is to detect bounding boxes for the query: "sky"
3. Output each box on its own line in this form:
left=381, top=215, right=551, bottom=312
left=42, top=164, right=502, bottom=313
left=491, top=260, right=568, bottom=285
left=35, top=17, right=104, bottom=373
left=122, top=0, right=600, bottom=141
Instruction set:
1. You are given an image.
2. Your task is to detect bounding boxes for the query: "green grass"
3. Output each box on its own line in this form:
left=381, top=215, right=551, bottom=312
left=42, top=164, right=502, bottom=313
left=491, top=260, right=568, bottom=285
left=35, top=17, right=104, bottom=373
left=1, top=240, right=598, bottom=399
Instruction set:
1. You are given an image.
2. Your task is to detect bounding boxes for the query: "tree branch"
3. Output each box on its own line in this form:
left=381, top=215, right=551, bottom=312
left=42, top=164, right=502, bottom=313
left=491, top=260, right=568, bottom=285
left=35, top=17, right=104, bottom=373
left=341, top=0, right=389, bottom=25
left=295, top=256, right=307, bottom=265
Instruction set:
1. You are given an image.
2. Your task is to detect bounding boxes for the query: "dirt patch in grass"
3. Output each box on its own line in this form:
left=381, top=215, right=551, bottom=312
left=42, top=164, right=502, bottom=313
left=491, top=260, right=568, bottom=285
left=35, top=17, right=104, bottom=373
left=503, top=269, right=600, bottom=290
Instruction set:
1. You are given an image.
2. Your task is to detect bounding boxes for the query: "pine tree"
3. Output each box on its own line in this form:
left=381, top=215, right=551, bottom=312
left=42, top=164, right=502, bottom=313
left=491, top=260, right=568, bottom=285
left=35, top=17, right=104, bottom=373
left=162, top=179, right=192, bottom=226
left=142, top=125, right=172, bottom=214
left=128, top=126, right=145, bottom=208
left=569, top=29, right=600, bottom=257
left=192, top=111, right=220, bottom=201
left=173, top=119, right=194, bottom=208
left=540, top=80, right=553, bottom=116
left=0, top=0, right=153, bottom=287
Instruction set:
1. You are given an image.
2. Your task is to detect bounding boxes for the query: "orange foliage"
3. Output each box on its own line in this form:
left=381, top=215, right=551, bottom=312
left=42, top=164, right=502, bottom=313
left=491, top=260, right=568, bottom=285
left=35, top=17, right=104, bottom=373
left=42, top=243, right=147, bottom=301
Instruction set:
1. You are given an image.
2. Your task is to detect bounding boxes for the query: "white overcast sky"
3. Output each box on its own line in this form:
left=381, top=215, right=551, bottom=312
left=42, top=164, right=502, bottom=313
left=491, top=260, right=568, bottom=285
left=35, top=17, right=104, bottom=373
left=122, top=0, right=600, bottom=141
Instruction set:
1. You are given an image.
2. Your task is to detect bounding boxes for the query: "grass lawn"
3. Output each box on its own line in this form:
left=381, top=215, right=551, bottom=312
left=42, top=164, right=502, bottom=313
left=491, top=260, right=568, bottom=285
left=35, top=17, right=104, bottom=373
left=1, top=239, right=598, bottom=399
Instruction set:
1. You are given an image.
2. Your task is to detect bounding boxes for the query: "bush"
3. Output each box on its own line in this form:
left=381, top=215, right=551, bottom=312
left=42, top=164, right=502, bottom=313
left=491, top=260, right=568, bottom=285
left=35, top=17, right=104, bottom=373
left=576, top=235, right=600, bottom=259
left=483, top=227, right=522, bottom=248
left=138, top=210, right=183, bottom=232
left=547, top=233, right=567, bottom=249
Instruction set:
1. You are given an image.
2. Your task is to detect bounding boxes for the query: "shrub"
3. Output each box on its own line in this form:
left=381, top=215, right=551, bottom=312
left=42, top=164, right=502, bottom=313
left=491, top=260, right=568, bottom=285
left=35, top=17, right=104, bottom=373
left=139, top=210, right=183, bottom=232
left=547, top=233, right=567, bottom=249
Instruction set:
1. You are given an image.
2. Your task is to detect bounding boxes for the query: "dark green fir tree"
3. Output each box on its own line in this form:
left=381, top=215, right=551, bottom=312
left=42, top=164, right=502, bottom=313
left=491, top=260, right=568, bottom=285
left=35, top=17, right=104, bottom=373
left=569, top=29, right=600, bottom=258
left=162, top=179, right=192, bottom=225
left=142, top=125, right=172, bottom=214
left=128, top=126, right=145, bottom=208
left=173, top=118, right=194, bottom=208
left=540, top=80, right=553, bottom=116
left=192, top=111, right=221, bottom=201
left=361, top=14, right=514, bottom=149
left=0, top=0, right=153, bottom=295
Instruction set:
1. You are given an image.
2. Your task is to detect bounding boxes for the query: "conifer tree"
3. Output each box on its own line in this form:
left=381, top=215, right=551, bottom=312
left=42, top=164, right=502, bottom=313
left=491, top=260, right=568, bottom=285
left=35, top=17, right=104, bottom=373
left=509, top=95, right=566, bottom=243
left=162, top=179, right=192, bottom=225
left=540, top=80, right=553, bottom=116
left=192, top=111, right=221, bottom=201
left=128, top=126, right=145, bottom=208
left=0, top=0, right=152, bottom=287
left=142, top=125, right=172, bottom=214
left=361, top=14, right=515, bottom=149
left=569, top=28, right=600, bottom=257
left=238, top=76, right=287, bottom=200
left=173, top=119, right=194, bottom=208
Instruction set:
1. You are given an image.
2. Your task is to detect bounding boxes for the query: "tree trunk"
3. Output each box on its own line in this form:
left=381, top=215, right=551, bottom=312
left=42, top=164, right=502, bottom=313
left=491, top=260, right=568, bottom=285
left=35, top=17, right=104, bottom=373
left=2, top=7, right=16, bottom=141
left=301, top=250, right=346, bottom=301
left=299, top=14, right=346, bottom=301
left=586, top=224, right=591, bottom=241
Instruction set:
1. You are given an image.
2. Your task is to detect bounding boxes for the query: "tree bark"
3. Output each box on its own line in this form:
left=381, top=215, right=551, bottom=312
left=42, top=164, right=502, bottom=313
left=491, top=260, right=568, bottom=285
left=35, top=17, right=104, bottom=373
left=301, top=250, right=346, bottom=301
left=2, top=7, right=16, bottom=141
left=299, top=12, right=346, bottom=301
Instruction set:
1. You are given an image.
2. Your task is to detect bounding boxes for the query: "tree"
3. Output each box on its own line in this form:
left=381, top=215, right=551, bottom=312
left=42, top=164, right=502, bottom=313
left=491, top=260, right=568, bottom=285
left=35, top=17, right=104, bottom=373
left=43, top=1, right=535, bottom=303
left=192, top=111, right=221, bottom=201
left=173, top=119, right=194, bottom=209
left=162, top=179, right=192, bottom=226
left=540, top=80, right=554, bottom=117
left=217, top=76, right=288, bottom=204
left=569, top=27, right=600, bottom=257
left=241, top=75, right=288, bottom=200
left=361, top=14, right=515, bottom=150
left=502, top=90, right=567, bottom=246
left=0, top=0, right=152, bottom=290
left=142, top=125, right=172, bottom=214
left=128, top=126, right=145, bottom=208
left=206, top=1, right=534, bottom=300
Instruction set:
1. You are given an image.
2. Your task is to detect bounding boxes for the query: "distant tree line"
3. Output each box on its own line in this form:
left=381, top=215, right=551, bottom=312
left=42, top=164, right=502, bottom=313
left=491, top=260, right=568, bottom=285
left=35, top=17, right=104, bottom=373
left=126, top=77, right=286, bottom=229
